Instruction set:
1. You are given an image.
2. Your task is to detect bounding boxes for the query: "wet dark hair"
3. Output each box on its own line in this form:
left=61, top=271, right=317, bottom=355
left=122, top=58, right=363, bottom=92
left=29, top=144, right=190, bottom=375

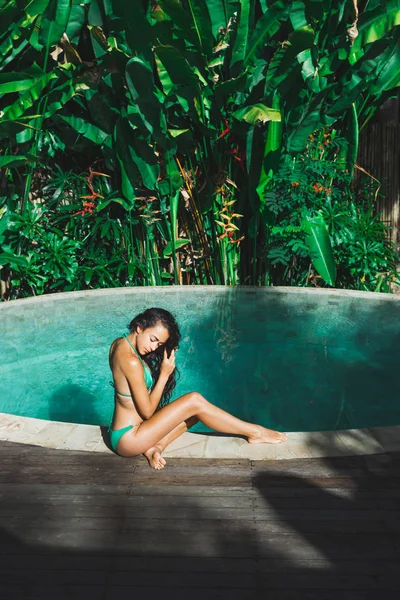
left=127, top=307, right=181, bottom=409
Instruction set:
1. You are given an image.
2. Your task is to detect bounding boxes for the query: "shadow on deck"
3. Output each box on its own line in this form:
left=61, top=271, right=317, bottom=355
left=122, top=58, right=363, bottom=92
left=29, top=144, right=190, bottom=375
left=1, top=438, right=400, bottom=599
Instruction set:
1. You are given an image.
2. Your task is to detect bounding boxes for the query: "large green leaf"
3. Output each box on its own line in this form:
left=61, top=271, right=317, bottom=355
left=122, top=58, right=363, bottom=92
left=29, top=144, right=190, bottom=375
left=231, top=0, right=251, bottom=67
left=0, top=154, right=39, bottom=168
left=129, top=135, right=160, bottom=191
left=115, top=119, right=140, bottom=200
left=265, top=26, right=315, bottom=91
left=157, top=0, right=198, bottom=50
left=65, top=3, right=86, bottom=41
left=302, top=214, right=336, bottom=286
left=25, top=0, right=51, bottom=17
left=214, top=73, right=247, bottom=104
left=0, top=72, right=35, bottom=93
left=244, top=0, right=289, bottom=66
left=232, top=104, right=281, bottom=125
left=369, top=36, right=400, bottom=94
left=290, top=0, right=308, bottom=30
left=44, top=78, right=81, bottom=120
left=111, top=0, right=152, bottom=61
left=163, top=237, right=190, bottom=256
left=204, top=0, right=227, bottom=37
left=187, top=0, right=213, bottom=59
left=256, top=91, right=283, bottom=204
left=0, top=72, right=56, bottom=121
left=154, top=45, right=199, bottom=95
left=125, top=57, right=167, bottom=139
left=59, top=115, right=112, bottom=147
left=350, top=0, right=400, bottom=61
left=38, top=0, right=72, bottom=47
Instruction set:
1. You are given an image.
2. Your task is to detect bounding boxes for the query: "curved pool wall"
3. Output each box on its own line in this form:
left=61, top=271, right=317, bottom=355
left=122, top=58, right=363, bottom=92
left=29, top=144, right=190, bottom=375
left=1, top=286, right=400, bottom=458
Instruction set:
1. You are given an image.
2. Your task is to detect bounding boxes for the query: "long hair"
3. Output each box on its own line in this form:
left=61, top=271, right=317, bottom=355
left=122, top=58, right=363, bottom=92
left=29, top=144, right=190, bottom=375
left=127, top=307, right=181, bottom=409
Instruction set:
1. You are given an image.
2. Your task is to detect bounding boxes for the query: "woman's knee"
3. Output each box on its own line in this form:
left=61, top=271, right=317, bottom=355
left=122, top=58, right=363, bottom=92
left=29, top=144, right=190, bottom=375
left=187, top=391, right=206, bottom=411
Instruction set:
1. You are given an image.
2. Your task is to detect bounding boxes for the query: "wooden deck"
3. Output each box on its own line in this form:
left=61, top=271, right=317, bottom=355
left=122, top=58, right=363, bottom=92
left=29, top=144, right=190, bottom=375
left=1, top=440, right=400, bottom=599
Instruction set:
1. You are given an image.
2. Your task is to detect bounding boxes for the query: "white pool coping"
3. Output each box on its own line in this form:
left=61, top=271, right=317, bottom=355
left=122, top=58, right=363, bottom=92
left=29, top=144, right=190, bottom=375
left=2, top=284, right=400, bottom=307
left=1, top=412, right=399, bottom=459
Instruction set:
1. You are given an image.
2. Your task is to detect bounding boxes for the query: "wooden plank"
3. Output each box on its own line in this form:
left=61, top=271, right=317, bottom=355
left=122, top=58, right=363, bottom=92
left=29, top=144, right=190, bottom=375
left=0, top=470, right=135, bottom=485
left=0, top=494, right=254, bottom=509
left=1, top=516, right=387, bottom=535
left=113, top=556, right=399, bottom=575
left=0, top=484, right=132, bottom=497
left=3, top=554, right=397, bottom=576
left=2, top=502, right=391, bottom=520
left=129, top=484, right=399, bottom=497
left=0, top=586, right=257, bottom=600
left=106, top=531, right=398, bottom=560
left=105, top=571, right=400, bottom=590
left=1, top=569, right=108, bottom=585
left=1, top=554, right=113, bottom=571
left=253, top=496, right=381, bottom=510
left=0, top=529, right=119, bottom=553
left=0, top=585, right=106, bottom=600
left=0, top=505, right=257, bottom=519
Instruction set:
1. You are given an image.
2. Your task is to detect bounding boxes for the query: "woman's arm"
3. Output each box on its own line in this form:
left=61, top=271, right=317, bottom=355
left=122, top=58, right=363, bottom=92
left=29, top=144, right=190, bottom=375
left=149, top=348, right=176, bottom=414
left=149, top=372, right=169, bottom=413
left=123, top=349, right=176, bottom=420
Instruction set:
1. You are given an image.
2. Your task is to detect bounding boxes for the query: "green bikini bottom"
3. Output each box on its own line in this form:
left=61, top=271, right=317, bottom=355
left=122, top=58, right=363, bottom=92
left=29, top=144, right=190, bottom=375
left=108, top=425, right=134, bottom=453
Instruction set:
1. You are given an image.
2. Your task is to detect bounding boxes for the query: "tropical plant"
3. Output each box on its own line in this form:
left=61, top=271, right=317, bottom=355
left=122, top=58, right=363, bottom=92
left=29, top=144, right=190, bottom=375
left=263, top=130, right=400, bottom=291
left=1, top=0, right=399, bottom=297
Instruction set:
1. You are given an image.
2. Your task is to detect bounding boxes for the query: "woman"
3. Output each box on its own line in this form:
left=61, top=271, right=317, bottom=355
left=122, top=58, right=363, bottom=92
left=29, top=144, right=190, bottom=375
left=109, top=307, right=287, bottom=469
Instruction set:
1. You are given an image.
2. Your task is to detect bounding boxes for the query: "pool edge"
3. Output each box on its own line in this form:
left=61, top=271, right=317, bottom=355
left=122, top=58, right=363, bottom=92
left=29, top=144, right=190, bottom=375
left=1, top=412, right=399, bottom=459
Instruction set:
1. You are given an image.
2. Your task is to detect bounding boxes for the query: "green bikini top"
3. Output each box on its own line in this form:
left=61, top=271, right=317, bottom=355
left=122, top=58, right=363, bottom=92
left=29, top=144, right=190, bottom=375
left=111, top=333, right=153, bottom=397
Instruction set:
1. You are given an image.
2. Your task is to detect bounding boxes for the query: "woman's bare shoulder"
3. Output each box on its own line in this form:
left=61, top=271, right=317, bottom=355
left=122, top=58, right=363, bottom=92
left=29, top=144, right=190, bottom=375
left=110, top=338, right=142, bottom=370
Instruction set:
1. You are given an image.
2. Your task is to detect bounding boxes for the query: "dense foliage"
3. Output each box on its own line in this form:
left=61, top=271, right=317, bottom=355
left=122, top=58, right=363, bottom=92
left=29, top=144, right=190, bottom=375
left=0, top=0, right=399, bottom=298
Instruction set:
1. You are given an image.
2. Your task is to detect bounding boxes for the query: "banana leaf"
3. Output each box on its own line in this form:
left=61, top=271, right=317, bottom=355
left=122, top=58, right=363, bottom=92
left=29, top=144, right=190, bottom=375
left=204, top=0, right=227, bottom=37
left=302, top=214, right=336, bottom=286
left=129, top=134, right=160, bottom=191
left=0, top=72, right=36, bottom=93
left=230, top=0, right=251, bottom=67
left=0, top=73, right=56, bottom=121
left=0, top=154, right=39, bottom=168
left=125, top=57, right=167, bottom=140
left=244, top=0, right=289, bottom=66
left=154, top=45, right=199, bottom=93
left=350, top=0, right=400, bottom=61
left=232, top=103, right=281, bottom=125
left=265, top=26, right=314, bottom=91
left=187, top=0, right=213, bottom=59
left=59, top=114, right=112, bottom=147
left=38, top=0, right=72, bottom=48
left=256, top=91, right=282, bottom=204
left=163, top=238, right=190, bottom=256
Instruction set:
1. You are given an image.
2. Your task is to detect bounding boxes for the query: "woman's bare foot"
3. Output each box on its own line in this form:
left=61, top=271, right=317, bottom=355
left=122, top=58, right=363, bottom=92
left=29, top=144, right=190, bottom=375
left=144, top=446, right=166, bottom=470
left=248, top=425, right=287, bottom=445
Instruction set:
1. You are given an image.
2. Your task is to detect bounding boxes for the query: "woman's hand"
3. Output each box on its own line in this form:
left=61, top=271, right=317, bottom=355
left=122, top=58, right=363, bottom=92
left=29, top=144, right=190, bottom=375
left=160, top=348, right=176, bottom=378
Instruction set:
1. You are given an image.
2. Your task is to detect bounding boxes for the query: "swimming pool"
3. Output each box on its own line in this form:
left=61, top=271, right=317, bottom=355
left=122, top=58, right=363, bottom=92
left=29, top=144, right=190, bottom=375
left=1, top=286, right=400, bottom=433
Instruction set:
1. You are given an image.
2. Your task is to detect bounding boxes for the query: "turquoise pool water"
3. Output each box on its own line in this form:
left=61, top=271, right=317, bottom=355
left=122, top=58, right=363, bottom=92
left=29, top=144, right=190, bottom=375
left=1, top=287, right=400, bottom=432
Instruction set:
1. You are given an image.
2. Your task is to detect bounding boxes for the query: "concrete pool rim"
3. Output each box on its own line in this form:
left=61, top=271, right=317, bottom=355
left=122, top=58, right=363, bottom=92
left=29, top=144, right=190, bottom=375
left=2, top=286, right=400, bottom=459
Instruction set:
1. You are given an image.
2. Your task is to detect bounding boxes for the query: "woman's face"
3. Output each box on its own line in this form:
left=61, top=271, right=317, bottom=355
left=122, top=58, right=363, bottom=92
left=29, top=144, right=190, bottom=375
left=136, top=323, right=170, bottom=355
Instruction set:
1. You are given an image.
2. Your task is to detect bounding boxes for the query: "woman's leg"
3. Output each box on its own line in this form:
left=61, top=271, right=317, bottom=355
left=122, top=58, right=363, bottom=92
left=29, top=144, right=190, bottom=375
left=143, top=416, right=198, bottom=470
left=117, top=392, right=286, bottom=457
